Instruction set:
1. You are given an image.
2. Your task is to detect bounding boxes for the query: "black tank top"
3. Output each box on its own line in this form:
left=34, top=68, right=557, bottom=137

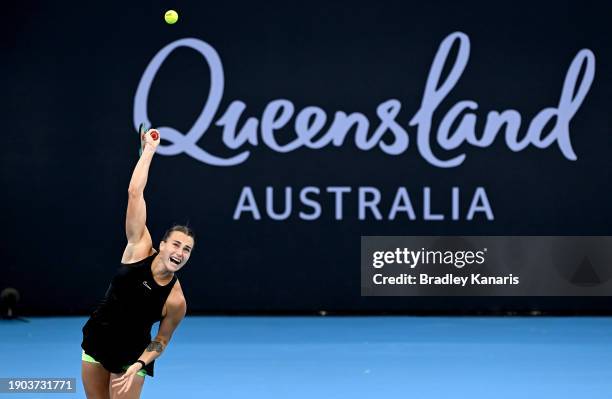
left=81, top=253, right=177, bottom=376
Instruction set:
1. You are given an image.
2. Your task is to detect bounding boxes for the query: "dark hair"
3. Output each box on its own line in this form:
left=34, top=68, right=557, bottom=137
left=162, top=225, right=196, bottom=244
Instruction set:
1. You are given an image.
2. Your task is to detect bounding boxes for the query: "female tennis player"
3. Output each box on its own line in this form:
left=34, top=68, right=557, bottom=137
left=81, top=127, right=194, bottom=398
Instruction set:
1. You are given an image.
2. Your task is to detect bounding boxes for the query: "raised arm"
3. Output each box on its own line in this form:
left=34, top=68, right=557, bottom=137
left=121, top=129, right=160, bottom=263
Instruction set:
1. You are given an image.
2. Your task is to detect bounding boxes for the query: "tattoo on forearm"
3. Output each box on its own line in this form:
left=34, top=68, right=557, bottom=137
left=146, top=341, right=163, bottom=353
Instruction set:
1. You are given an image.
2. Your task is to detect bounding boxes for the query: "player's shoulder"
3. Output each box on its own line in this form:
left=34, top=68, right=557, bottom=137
left=167, top=280, right=187, bottom=313
left=121, top=245, right=156, bottom=265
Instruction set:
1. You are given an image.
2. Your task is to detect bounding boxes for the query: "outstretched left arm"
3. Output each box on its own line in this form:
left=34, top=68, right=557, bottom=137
left=141, top=296, right=187, bottom=363
left=112, top=295, right=186, bottom=393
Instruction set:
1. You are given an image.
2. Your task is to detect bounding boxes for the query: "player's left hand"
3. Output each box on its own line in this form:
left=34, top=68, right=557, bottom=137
left=111, top=363, right=142, bottom=395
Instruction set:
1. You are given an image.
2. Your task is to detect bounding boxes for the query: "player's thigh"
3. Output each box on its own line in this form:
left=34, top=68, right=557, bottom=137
left=109, top=372, right=145, bottom=399
left=82, top=360, right=110, bottom=399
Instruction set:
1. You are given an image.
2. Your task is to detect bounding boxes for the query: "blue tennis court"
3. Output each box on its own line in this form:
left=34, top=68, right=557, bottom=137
left=1, top=316, right=611, bottom=398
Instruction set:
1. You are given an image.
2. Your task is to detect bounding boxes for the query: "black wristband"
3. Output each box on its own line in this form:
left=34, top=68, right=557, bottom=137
left=136, top=360, right=146, bottom=370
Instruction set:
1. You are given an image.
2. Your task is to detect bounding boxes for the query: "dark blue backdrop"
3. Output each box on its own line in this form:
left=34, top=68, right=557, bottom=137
left=3, top=0, right=612, bottom=313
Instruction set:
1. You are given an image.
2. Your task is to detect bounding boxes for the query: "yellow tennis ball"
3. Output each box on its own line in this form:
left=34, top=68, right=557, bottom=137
left=164, top=10, right=178, bottom=25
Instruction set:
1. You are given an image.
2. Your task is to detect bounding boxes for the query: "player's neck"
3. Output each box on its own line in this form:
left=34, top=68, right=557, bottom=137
left=151, top=256, right=175, bottom=283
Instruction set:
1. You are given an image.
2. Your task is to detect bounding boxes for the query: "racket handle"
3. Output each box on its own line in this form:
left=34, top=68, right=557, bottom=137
left=150, top=131, right=159, bottom=141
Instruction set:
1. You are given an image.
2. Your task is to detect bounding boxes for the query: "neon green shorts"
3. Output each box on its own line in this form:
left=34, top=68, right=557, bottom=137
left=81, top=351, right=147, bottom=377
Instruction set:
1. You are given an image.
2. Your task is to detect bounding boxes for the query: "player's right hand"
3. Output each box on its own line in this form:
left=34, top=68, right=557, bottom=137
left=141, top=129, right=161, bottom=152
